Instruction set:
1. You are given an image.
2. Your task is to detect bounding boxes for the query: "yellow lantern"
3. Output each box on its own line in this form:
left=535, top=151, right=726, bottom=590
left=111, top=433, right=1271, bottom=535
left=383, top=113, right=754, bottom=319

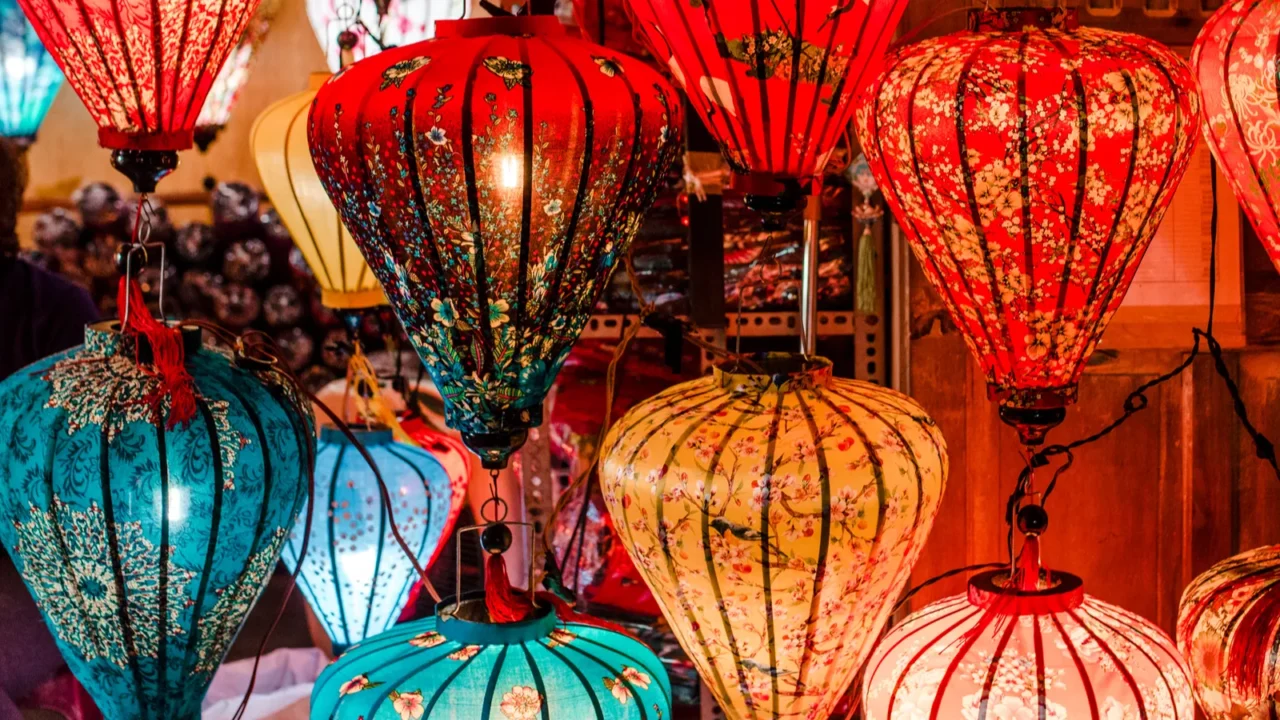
left=250, top=73, right=385, bottom=310
left=599, top=353, right=948, bottom=720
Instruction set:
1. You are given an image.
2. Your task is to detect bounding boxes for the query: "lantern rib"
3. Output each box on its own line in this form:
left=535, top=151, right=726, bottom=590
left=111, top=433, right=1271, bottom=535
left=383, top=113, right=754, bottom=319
left=174, top=0, right=228, bottom=128
left=459, top=36, right=499, bottom=376
left=513, top=36, right=534, bottom=342
left=1221, top=0, right=1280, bottom=234
left=479, top=645, right=509, bottom=720
left=556, top=639, right=654, bottom=719
left=1082, top=604, right=1183, bottom=713
left=165, top=0, right=193, bottom=126
left=925, top=606, right=999, bottom=717
left=103, top=0, right=149, bottom=133
left=1204, top=576, right=1280, bottom=650
left=327, top=443, right=351, bottom=647
left=662, top=0, right=749, bottom=171
left=1047, top=610, right=1101, bottom=717
left=40, top=470, right=110, bottom=658
left=147, top=0, right=162, bottom=128
left=181, top=399, right=227, bottom=680
left=1032, top=608, right=1048, bottom=712
left=516, top=642, right=550, bottom=714
left=812, top=1, right=894, bottom=179
left=97, top=414, right=148, bottom=709
left=1016, top=34, right=1035, bottom=311
left=60, top=0, right=128, bottom=127
left=755, top=386, right=786, bottom=718
left=280, top=100, right=338, bottom=289
left=539, top=640, right=608, bottom=719
left=1063, top=607, right=1148, bottom=714
left=865, top=598, right=973, bottom=691
left=746, top=0, right=773, bottom=172
left=791, top=390, right=837, bottom=701
left=359, top=457, right=389, bottom=643
left=795, top=6, right=847, bottom=180
left=155, top=421, right=171, bottom=720
left=976, top=617, right=1020, bottom=712
left=580, top=66, right=642, bottom=298
left=696, top=0, right=761, bottom=171
left=399, top=66, right=450, bottom=298
left=382, top=443, right=434, bottom=632
left=372, top=647, right=472, bottom=716
left=569, top=633, right=670, bottom=688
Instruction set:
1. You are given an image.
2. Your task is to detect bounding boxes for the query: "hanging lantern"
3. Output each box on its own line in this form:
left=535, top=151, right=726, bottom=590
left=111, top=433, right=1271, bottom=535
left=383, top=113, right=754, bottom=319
left=1178, top=545, right=1280, bottom=718
left=193, top=0, right=282, bottom=153
left=252, top=73, right=385, bottom=310
left=401, top=415, right=472, bottom=546
left=854, top=7, right=1201, bottom=444
left=308, top=14, right=682, bottom=468
left=1194, top=0, right=1280, bottom=274
left=16, top=0, right=264, bottom=190
left=598, top=353, right=948, bottom=720
left=571, top=0, right=647, bottom=59
left=0, top=0, right=62, bottom=148
left=0, top=320, right=313, bottom=720
left=307, top=0, right=458, bottom=73
left=282, top=426, right=456, bottom=654
left=310, top=592, right=672, bottom=720
left=626, top=0, right=906, bottom=213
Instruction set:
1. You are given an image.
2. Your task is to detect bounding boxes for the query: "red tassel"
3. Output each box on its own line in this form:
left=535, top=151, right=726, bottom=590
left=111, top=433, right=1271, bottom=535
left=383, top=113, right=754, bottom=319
left=1016, top=535, right=1041, bottom=591
left=117, top=276, right=196, bottom=428
left=1225, top=587, right=1280, bottom=695
left=484, top=553, right=536, bottom=623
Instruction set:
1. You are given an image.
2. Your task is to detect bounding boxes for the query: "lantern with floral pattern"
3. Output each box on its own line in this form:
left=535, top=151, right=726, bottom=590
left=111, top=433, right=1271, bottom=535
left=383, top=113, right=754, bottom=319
left=308, top=14, right=682, bottom=468
left=1, top=0, right=62, bottom=147
left=599, top=353, right=948, bottom=720
left=854, top=7, right=1201, bottom=444
left=193, top=0, right=281, bottom=153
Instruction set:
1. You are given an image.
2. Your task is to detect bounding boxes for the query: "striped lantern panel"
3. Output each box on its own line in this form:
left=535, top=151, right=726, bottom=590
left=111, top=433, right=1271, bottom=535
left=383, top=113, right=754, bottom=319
left=193, top=0, right=282, bottom=151
left=863, top=570, right=1195, bottom=720
left=854, top=7, right=1200, bottom=413
left=1178, top=545, right=1280, bottom=719
left=599, top=353, right=948, bottom=720
left=571, top=0, right=649, bottom=60
left=1194, top=0, right=1280, bottom=275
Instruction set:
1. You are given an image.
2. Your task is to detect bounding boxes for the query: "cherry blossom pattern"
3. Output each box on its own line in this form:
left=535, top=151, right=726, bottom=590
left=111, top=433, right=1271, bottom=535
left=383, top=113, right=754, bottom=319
left=391, top=689, right=426, bottom=720
left=500, top=686, right=542, bottom=720
left=338, top=675, right=382, bottom=696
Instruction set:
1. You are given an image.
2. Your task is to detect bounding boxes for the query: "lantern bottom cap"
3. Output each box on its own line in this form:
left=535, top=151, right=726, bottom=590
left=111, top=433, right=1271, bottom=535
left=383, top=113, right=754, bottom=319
left=109, top=149, right=179, bottom=193
left=998, top=405, right=1068, bottom=446
left=463, top=429, right=530, bottom=470
left=321, top=288, right=388, bottom=310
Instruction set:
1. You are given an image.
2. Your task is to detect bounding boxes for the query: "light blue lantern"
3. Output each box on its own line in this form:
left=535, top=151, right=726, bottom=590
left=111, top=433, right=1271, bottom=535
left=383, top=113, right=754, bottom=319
left=282, top=426, right=455, bottom=654
left=311, top=594, right=673, bottom=720
left=0, top=321, right=313, bottom=720
left=0, top=0, right=63, bottom=146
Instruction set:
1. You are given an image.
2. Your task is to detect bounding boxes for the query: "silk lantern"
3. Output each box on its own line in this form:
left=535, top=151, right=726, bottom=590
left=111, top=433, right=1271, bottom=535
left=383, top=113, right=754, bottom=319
left=306, top=0, right=458, bottom=73
left=252, top=73, right=385, bottom=310
left=16, top=0, right=263, bottom=190
left=0, top=0, right=62, bottom=147
left=626, top=0, right=906, bottom=212
left=308, top=14, right=682, bottom=468
left=599, top=353, right=948, bottom=720
left=1178, top=545, right=1280, bottom=718
left=282, top=426, right=455, bottom=654
left=310, top=594, right=672, bottom=720
left=863, top=566, right=1195, bottom=719
left=571, top=0, right=647, bottom=59
left=193, top=0, right=281, bottom=153
left=854, top=7, right=1201, bottom=444
left=0, top=321, right=312, bottom=720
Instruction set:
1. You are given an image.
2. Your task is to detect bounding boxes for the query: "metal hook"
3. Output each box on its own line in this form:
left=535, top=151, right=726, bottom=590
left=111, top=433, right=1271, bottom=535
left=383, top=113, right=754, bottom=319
left=119, top=240, right=170, bottom=328
left=446, top=521, right=539, bottom=618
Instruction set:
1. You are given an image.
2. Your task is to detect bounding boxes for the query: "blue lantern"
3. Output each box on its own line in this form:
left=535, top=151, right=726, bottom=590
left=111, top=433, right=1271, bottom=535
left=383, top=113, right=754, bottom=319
left=0, top=0, right=62, bottom=146
left=282, top=426, right=456, bottom=654
left=0, top=322, right=312, bottom=720
left=311, top=594, right=673, bottom=720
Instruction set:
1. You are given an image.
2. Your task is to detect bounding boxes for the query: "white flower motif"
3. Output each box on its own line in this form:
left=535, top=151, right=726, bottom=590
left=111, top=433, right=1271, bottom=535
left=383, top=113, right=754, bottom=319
left=500, top=685, right=542, bottom=719
left=544, top=199, right=562, bottom=216
left=391, top=689, right=425, bottom=720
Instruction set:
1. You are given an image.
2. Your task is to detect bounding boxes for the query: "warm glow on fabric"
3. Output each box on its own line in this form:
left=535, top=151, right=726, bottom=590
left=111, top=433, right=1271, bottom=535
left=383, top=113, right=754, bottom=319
left=194, top=0, right=281, bottom=148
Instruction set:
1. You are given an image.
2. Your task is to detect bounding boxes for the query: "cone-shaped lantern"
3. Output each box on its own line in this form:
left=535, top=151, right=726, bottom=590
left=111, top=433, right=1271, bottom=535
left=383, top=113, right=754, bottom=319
left=854, top=7, right=1200, bottom=445
left=252, top=73, right=384, bottom=310
left=306, top=0, right=458, bottom=73
left=599, top=354, right=948, bottom=720
left=1, top=0, right=62, bottom=147
left=193, top=0, right=281, bottom=153
left=308, top=14, right=682, bottom=468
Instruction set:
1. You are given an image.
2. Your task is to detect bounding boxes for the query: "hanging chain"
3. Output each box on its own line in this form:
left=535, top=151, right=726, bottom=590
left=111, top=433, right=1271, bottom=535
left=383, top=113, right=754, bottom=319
left=481, top=468, right=509, bottom=524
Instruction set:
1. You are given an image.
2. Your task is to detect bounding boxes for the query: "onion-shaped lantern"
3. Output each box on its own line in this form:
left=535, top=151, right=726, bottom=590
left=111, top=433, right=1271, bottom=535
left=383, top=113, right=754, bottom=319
left=252, top=73, right=384, bottom=310
left=193, top=0, right=281, bottom=153
left=282, top=426, right=456, bottom=654
left=1178, top=545, right=1280, bottom=718
left=310, top=593, right=672, bottom=720
left=307, top=0, right=458, bottom=73
left=308, top=14, right=682, bottom=468
left=1, top=0, right=62, bottom=148
left=1193, top=0, right=1280, bottom=276
left=0, top=321, right=313, bottom=720
left=599, top=353, right=948, bottom=720
left=626, top=0, right=907, bottom=212
left=863, top=564, right=1195, bottom=719
left=854, top=7, right=1200, bottom=445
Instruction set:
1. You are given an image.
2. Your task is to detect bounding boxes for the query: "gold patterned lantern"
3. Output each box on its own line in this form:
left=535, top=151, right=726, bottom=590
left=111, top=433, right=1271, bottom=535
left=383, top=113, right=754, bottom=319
left=250, top=73, right=384, bottom=310
left=599, top=354, right=948, bottom=720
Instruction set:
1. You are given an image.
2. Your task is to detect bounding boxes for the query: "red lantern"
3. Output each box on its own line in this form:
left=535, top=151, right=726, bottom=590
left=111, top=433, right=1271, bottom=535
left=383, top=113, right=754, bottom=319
left=1193, top=0, right=1280, bottom=273
left=18, top=0, right=261, bottom=189
left=855, top=7, right=1200, bottom=444
left=571, top=0, right=648, bottom=59
left=627, top=0, right=907, bottom=212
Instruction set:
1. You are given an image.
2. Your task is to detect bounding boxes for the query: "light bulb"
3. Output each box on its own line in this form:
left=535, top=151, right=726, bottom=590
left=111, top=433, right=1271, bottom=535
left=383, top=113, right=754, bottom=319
left=500, top=154, right=521, bottom=189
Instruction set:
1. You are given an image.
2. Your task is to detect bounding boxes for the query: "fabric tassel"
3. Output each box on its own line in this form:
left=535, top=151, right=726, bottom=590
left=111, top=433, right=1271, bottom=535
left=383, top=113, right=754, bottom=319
left=855, top=223, right=878, bottom=315
left=1225, top=587, right=1280, bottom=695
left=117, top=276, right=196, bottom=428
left=346, top=343, right=414, bottom=444
left=481, top=552, right=637, bottom=638
left=1015, top=535, right=1041, bottom=591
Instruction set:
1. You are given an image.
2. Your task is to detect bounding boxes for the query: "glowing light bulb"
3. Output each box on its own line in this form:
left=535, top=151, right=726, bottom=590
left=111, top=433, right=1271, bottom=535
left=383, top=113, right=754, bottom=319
left=500, top=154, right=521, bottom=189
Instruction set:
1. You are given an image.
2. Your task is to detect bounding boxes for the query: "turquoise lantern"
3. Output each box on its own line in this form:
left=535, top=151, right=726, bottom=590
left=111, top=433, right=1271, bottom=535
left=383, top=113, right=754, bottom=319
left=0, top=0, right=62, bottom=146
left=311, top=593, right=673, bottom=720
left=282, top=426, right=456, bottom=654
left=0, top=321, right=313, bottom=720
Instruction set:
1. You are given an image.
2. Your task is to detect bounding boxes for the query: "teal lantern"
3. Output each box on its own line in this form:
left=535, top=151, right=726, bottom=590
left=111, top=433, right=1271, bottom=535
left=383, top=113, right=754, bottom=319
left=1, top=0, right=62, bottom=146
left=282, top=426, right=456, bottom=654
left=0, top=321, right=313, bottom=720
left=311, top=594, right=673, bottom=720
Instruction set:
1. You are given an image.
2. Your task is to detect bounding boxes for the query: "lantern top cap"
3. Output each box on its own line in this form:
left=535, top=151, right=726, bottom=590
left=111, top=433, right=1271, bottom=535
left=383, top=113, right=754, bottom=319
left=967, top=6, right=1080, bottom=32
left=436, top=15, right=565, bottom=39
left=436, top=592, right=556, bottom=644
left=967, top=568, right=1085, bottom=615
left=714, top=353, right=833, bottom=394
left=319, top=425, right=395, bottom=446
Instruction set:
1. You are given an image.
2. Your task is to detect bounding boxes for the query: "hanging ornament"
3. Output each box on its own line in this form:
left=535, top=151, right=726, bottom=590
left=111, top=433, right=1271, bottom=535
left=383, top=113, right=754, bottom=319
left=308, top=14, right=682, bottom=468
left=0, top=303, right=313, bottom=718
left=626, top=0, right=906, bottom=214
left=307, top=0, right=458, bottom=73
left=0, top=0, right=62, bottom=148
left=854, top=7, right=1201, bottom=445
left=16, top=0, right=264, bottom=190
left=1178, top=545, right=1280, bottom=719
left=599, top=353, right=948, bottom=720
left=251, top=73, right=385, bottom=311
left=1194, top=0, right=1280, bottom=274
left=193, top=0, right=282, bottom=153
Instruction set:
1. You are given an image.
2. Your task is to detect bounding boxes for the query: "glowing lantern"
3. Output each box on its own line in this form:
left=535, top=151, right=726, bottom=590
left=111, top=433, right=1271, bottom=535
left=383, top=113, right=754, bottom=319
left=310, top=594, right=672, bottom=720
left=1194, top=0, right=1280, bottom=275
left=0, top=321, right=312, bottom=720
left=308, top=14, right=682, bottom=468
left=854, top=7, right=1201, bottom=444
left=599, top=353, right=948, bottom=720
left=252, top=73, right=385, bottom=310
left=0, top=0, right=62, bottom=147
left=863, top=564, right=1195, bottom=719
left=282, top=426, right=455, bottom=654
left=306, top=0, right=459, bottom=73
left=193, top=0, right=282, bottom=153
left=626, top=0, right=907, bottom=212
left=1178, top=545, right=1280, bottom=718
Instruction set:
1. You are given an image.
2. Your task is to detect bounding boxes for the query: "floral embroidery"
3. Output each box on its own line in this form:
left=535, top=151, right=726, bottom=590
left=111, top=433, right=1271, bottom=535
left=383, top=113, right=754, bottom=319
left=390, top=689, right=426, bottom=720
left=482, top=57, right=532, bottom=90
left=338, top=674, right=381, bottom=695
left=409, top=630, right=445, bottom=648
left=193, top=528, right=290, bottom=674
left=381, top=57, right=430, bottom=90
left=604, top=667, right=651, bottom=704
left=447, top=645, right=481, bottom=661
left=499, top=685, right=542, bottom=720
left=546, top=628, right=576, bottom=647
